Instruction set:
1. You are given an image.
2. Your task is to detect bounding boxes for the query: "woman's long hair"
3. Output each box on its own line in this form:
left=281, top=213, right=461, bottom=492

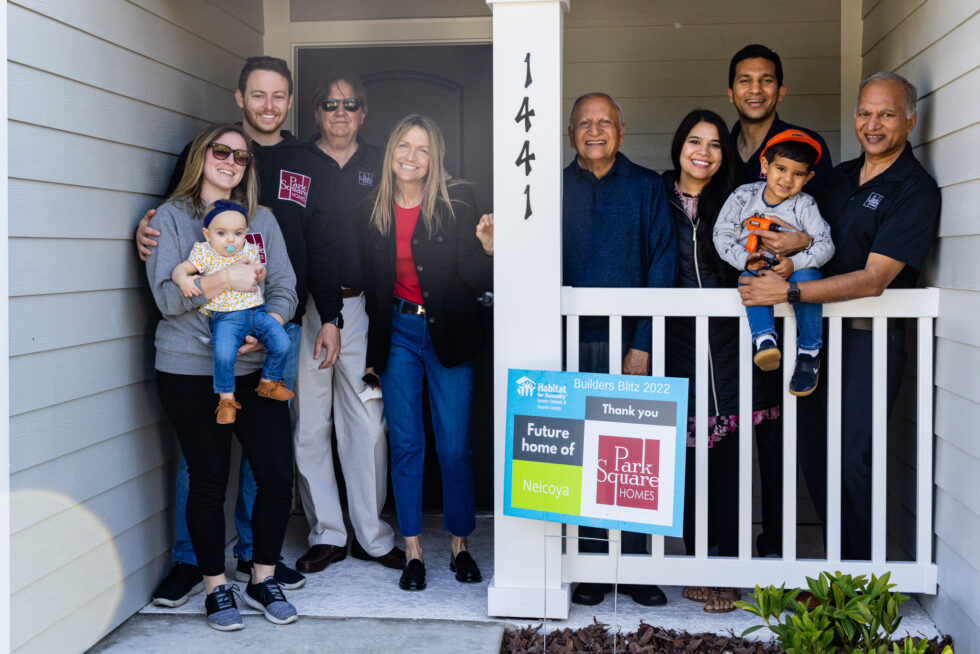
left=370, top=114, right=454, bottom=237
left=169, top=123, right=259, bottom=219
left=669, top=109, right=737, bottom=280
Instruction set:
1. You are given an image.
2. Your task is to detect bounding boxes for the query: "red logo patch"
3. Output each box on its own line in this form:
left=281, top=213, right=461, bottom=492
left=245, top=233, right=266, bottom=264
left=278, top=170, right=311, bottom=207
left=596, top=435, right=660, bottom=510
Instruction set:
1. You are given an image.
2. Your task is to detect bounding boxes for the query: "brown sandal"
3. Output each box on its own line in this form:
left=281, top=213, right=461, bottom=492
left=703, top=587, right=740, bottom=613
left=682, top=586, right=708, bottom=602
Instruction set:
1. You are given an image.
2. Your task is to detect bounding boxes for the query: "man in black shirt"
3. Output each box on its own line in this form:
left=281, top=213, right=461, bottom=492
left=726, top=44, right=834, bottom=559
left=136, top=57, right=342, bottom=605
left=739, top=72, right=940, bottom=560
left=292, top=73, right=405, bottom=575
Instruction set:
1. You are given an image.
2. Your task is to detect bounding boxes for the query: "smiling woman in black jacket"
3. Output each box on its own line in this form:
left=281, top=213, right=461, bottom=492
left=363, top=114, right=493, bottom=592
left=662, top=109, right=782, bottom=613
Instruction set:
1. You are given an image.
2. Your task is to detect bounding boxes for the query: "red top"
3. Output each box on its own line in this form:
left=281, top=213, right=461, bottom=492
left=393, top=202, right=424, bottom=305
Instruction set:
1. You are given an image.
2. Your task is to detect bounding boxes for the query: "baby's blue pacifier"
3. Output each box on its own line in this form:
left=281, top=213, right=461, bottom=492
left=225, top=245, right=237, bottom=254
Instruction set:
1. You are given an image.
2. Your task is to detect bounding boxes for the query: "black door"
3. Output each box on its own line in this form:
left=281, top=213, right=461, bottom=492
left=297, top=44, right=495, bottom=511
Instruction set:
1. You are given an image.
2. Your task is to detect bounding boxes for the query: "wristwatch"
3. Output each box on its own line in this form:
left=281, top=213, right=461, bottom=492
left=787, top=281, right=800, bottom=304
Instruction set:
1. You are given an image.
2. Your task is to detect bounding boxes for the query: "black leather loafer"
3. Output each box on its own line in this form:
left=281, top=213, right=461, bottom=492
left=620, top=583, right=667, bottom=607
left=571, top=582, right=613, bottom=606
left=449, top=551, right=483, bottom=583
left=399, top=558, right=426, bottom=591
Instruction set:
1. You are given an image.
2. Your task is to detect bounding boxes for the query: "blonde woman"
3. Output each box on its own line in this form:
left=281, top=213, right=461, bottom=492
left=145, top=124, right=299, bottom=630
left=362, top=115, right=493, bottom=591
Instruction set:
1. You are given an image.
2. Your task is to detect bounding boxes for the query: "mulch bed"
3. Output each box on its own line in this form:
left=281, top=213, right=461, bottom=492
left=500, top=621, right=955, bottom=653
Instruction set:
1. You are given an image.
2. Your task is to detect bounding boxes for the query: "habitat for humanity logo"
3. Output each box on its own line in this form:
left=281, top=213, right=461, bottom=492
left=516, top=376, right=536, bottom=397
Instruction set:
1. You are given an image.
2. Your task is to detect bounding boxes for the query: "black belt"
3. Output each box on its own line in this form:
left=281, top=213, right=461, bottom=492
left=342, top=287, right=362, bottom=299
left=393, top=298, right=426, bottom=315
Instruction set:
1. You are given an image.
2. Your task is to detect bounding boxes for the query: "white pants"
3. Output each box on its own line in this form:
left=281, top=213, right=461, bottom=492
left=291, top=294, right=395, bottom=555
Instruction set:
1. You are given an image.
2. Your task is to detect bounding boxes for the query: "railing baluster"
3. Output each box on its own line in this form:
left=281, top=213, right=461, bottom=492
left=609, top=315, right=622, bottom=374
left=916, top=317, right=934, bottom=566
left=695, top=316, right=709, bottom=558
left=567, top=315, right=580, bottom=373
left=566, top=314, right=580, bottom=557
left=738, top=316, right=753, bottom=560
left=782, top=314, right=798, bottom=562
left=872, top=317, right=888, bottom=563
left=827, top=317, right=843, bottom=562
left=650, top=316, right=665, bottom=559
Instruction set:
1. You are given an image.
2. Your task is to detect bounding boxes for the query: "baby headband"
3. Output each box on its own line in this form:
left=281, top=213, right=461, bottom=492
left=760, top=129, right=823, bottom=165
left=203, top=200, right=249, bottom=228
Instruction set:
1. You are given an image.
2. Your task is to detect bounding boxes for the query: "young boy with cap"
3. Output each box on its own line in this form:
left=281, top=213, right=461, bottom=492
left=713, top=130, right=836, bottom=396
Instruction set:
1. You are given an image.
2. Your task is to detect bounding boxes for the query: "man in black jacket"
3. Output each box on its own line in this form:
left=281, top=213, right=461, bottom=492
left=136, top=57, right=342, bottom=606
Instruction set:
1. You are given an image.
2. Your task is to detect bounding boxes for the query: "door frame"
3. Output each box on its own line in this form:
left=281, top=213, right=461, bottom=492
left=262, top=0, right=492, bottom=135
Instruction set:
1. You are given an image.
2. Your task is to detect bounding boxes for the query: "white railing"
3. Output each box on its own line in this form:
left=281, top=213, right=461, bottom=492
left=561, top=286, right=939, bottom=592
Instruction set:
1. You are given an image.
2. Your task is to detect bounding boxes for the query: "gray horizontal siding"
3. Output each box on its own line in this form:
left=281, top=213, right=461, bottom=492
left=7, top=0, right=263, bottom=650
left=559, top=0, right=841, bottom=173
left=862, top=0, right=980, bottom=648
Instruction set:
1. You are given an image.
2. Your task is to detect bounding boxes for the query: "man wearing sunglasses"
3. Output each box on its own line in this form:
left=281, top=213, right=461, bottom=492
left=135, top=56, right=343, bottom=607
left=290, top=73, right=405, bottom=575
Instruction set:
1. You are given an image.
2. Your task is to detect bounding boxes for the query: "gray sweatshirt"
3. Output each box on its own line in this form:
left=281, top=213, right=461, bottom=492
left=713, top=181, right=835, bottom=272
left=146, top=200, right=298, bottom=376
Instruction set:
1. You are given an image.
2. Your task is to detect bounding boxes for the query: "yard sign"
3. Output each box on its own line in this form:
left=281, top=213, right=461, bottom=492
left=504, top=368, right=688, bottom=536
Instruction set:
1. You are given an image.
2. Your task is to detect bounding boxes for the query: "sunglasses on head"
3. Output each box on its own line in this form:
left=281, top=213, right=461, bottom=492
left=208, top=142, right=251, bottom=166
left=320, top=97, right=362, bottom=112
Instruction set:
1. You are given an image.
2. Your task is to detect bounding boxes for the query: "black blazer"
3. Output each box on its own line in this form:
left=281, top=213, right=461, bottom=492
left=363, top=183, right=492, bottom=373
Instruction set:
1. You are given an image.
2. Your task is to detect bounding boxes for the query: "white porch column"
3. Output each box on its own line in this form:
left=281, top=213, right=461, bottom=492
left=486, top=0, right=570, bottom=619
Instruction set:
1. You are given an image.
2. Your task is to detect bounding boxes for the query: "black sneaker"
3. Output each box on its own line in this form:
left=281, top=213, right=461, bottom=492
left=789, top=353, right=820, bottom=397
left=243, top=576, right=298, bottom=625
left=753, top=338, right=781, bottom=371
left=151, top=561, right=204, bottom=607
left=205, top=584, right=244, bottom=631
left=235, top=558, right=306, bottom=590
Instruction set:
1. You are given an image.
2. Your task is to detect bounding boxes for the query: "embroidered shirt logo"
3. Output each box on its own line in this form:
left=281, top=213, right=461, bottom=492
left=358, top=171, right=374, bottom=186
left=278, top=170, right=311, bottom=207
left=863, top=192, right=884, bottom=210
left=245, top=233, right=266, bottom=264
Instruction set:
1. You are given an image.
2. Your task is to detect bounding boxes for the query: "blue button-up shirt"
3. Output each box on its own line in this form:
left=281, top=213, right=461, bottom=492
left=562, top=152, right=677, bottom=351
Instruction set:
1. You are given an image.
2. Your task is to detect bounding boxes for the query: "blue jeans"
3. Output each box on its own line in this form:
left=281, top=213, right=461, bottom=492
left=742, top=267, right=823, bottom=350
left=172, top=320, right=302, bottom=565
left=380, top=310, right=476, bottom=538
left=211, top=305, right=292, bottom=394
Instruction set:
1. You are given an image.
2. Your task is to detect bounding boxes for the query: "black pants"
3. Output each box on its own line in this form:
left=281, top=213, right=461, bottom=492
left=682, top=428, right=739, bottom=556
left=754, top=416, right=784, bottom=557
left=798, top=325, right=906, bottom=560
left=157, top=370, right=294, bottom=576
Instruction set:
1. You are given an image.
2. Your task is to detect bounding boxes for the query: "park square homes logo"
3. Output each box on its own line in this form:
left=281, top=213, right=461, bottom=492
left=516, top=376, right=536, bottom=397
left=595, top=435, right=660, bottom=510
left=278, top=170, right=311, bottom=207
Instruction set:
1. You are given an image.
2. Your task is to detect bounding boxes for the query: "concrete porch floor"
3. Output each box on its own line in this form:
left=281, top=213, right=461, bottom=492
left=102, top=513, right=940, bottom=652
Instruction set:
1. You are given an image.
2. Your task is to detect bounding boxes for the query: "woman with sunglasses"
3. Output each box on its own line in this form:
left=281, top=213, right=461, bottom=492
left=363, top=114, right=493, bottom=591
left=145, top=124, right=299, bottom=631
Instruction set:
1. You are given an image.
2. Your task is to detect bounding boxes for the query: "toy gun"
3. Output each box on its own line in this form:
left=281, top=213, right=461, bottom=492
left=744, top=213, right=797, bottom=264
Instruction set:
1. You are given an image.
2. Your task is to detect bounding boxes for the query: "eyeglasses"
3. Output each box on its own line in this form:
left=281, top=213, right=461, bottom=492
left=208, top=142, right=251, bottom=166
left=320, top=97, right=363, bottom=112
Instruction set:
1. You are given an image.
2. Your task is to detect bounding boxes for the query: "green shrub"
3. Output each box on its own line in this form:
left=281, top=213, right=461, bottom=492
left=734, top=571, right=953, bottom=654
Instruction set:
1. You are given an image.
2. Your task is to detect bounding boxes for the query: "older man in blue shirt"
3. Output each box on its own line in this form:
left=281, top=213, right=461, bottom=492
left=563, top=92, right=676, bottom=607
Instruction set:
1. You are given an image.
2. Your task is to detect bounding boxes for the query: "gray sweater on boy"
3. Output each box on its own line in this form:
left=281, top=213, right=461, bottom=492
left=713, top=181, right=835, bottom=272
left=146, top=200, right=298, bottom=377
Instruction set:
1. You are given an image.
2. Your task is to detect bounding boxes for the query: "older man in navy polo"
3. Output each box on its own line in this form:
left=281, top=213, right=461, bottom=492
left=739, top=72, right=940, bottom=560
left=563, top=92, right=677, bottom=607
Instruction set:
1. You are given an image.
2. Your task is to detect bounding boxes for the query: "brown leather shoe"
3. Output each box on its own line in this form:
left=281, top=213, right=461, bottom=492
left=215, top=398, right=242, bottom=424
left=255, top=379, right=294, bottom=401
left=296, top=544, right=347, bottom=573
left=350, top=539, right=407, bottom=570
